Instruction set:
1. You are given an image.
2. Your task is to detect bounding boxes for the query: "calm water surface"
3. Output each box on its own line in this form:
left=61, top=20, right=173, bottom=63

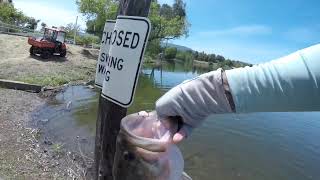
left=33, top=62, right=320, bottom=180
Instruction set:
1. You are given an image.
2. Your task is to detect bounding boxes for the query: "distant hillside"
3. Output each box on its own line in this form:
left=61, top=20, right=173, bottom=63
left=161, top=42, right=193, bottom=52
left=161, top=42, right=251, bottom=66
left=160, top=42, right=252, bottom=69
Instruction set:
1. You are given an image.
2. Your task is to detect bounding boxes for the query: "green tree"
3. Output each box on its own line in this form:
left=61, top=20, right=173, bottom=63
left=172, top=0, right=186, bottom=17
left=159, top=4, right=173, bottom=19
left=198, top=51, right=206, bottom=61
left=0, top=3, right=28, bottom=25
left=176, top=50, right=194, bottom=61
left=64, top=23, right=81, bottom=38
left=40, top=22, right=47, bottom=31
left=209, top=54, right=216, bottom=63
left=225, top=59, right=233, bottom=66
left=76, top=0, right=118, bottom=37
left=148, top=0, right=189, bottom=42
left=76, top=0, right=190, bottom=56
left=25, top=17, right=40, bottom=30
left=216, top=55, right=225, bottom=62
left=146, top=39, right=162, bottom=57
left=193, top=51, right=198, bottom=59
left=0, top=3, right=40, bottom=32
left=164, top=47, right=177, bottom=59
left=75, top=34, right=100, bottom=46
left=176, top=51, right=186, bottom=60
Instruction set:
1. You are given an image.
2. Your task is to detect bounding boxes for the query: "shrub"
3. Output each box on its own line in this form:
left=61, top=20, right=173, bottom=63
left=164, top=47, right=177, bottom=59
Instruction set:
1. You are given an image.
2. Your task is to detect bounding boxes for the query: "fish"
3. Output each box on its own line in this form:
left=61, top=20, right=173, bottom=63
left=113, top=111, right=192, bottom=180
left=65, top=100, right=72, bottom=111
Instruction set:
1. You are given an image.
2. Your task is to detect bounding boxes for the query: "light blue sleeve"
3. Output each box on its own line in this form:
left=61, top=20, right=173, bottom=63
left=226, top=44, right=320, bottom=113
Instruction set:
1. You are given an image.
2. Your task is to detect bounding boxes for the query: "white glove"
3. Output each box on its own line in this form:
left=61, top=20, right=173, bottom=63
left=155, top=69, right=234, bottom=142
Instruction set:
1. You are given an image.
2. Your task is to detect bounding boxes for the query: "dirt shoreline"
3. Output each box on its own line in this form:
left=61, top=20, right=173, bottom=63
left=0, top=88, right=94, bottom=179
left=0, top=34, right=98, bottom=87
left=0, top=33, right=97, bottom=179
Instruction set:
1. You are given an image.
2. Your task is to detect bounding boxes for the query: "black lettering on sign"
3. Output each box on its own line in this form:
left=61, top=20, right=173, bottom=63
left=106, top=55, right=111, bottom=67
left=107, top=30, right=140, bottom=49
left=117, top=59, right=124, bottom=70
left=98, top=64, right=106, bottom=74
left=105, top=71, right=111, bottom=81
left=105, top=31, right=112, bottom=45
left=110, top=56, right=117, bottom=69
left=105, top=55, right=125, bottom=71
left=131, top=33, right=139, bottom=49
left=117, top=30, right=124, bottom=46
left=101, top=31, right=106, bottom=44
left=111, top=30, right=117, bottom=45
left=100, top=53, right=106, bottom=62
left=123, top=31, right=132, bottom=48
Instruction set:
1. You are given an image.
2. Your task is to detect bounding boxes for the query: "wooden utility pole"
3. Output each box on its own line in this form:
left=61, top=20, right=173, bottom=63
left=74, top=16, right=78, bottom=45
left=92, top=24, right=96, bottom=49
left=94, top=0, right=152, bottom=179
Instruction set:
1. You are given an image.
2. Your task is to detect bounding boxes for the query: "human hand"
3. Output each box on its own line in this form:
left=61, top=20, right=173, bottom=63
left=156, top=69, right=233, bottom=143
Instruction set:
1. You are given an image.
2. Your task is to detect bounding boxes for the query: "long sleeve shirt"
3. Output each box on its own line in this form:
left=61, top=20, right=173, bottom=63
left=226, top=44, right=320, bottom=113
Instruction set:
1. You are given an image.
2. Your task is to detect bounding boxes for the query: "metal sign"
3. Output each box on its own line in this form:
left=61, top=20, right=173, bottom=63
left=95, top=20, right=116, bottom=88
left=101, top=16, right=151, bottom=107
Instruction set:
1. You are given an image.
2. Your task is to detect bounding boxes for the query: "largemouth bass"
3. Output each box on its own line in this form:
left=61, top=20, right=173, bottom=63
left=113, top=111, right=191, bottom=180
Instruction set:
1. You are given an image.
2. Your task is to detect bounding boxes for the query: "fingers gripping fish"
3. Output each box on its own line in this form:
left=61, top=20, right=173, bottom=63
left=113, top=111, right=191, bottom=180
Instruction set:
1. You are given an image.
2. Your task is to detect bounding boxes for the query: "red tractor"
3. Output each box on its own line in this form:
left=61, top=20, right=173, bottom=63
left=28, top=27, right=67, bottom=59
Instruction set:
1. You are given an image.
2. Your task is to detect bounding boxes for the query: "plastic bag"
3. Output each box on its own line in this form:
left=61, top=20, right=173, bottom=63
left=113, top=111, right=191, bottom=180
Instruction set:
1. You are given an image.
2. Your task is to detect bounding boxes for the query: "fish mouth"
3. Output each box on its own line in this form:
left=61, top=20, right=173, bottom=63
left=115, top=112, right=192, bottom=180
left=120, top=112, right=174, bottom=152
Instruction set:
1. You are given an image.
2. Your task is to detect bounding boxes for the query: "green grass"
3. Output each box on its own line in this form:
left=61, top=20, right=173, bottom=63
left=143, top=55, right=156, bottom=64
left=16, top=71, right=87, bottom=87
left=18, top=75, right=68, bottom=86
left=52, top=143, right=64, bottom=156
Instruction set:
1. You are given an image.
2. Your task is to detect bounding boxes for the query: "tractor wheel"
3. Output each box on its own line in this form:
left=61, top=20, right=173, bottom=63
left=29, top=46, right=35, bottom=55
left=40, top=50, right=50, bottom=59
left=59, top=50, right=67, bottom=57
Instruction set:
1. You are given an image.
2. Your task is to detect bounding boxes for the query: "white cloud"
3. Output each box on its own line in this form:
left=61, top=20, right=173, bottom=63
left=14, top=0, right=86, bottom=30
left=199, top=25, right=272, bottom=37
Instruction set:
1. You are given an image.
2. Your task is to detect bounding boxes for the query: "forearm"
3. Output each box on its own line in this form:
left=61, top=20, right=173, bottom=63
left=226, top=44, right=320, bottom=113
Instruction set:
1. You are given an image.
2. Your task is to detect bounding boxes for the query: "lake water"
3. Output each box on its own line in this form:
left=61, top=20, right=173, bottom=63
left=33, top=62, right=320, bottom=180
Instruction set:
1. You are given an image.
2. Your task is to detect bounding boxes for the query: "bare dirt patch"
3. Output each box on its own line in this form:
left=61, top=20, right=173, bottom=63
left=0, top=33, right=98, bottom=87
left=0, top=88, right=53, bottom=179
left=0, top=88, right=92, bottom=179
left=0, top=33, right=97, bottom=179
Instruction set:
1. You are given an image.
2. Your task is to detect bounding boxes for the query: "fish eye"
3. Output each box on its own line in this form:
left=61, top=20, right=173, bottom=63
left=123, top=151, right=135, bottom=161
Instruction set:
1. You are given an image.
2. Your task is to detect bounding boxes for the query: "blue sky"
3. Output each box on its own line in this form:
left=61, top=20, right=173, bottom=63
left=15, top=0, right=320, bottom=63
left=14, top=0, right=87, bottom=30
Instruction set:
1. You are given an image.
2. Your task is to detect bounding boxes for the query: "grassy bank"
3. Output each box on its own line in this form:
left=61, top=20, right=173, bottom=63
left=0, top=34, right=98, bottom=87
left=16, top=71, right=87, bottom=87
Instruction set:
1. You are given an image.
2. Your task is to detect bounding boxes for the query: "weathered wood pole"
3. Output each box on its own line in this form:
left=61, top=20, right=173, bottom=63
left=94, top=0, right=152, bottom=179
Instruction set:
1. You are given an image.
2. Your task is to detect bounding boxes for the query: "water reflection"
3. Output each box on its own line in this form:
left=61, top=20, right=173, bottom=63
left=128, top=75, right=164, bottom=114
left=143, top=61, right=203, bottom=90
left=34, top=60, right=320, bottom=180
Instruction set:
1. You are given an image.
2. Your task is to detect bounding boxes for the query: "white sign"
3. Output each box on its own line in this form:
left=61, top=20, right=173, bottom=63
left=101, top=16, right=151, bottom=107
left=95, top=20, right=116, bottom=88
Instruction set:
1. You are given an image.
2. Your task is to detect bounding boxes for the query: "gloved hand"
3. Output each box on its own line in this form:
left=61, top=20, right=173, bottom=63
left=156, top=69, right=234, bottom=143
